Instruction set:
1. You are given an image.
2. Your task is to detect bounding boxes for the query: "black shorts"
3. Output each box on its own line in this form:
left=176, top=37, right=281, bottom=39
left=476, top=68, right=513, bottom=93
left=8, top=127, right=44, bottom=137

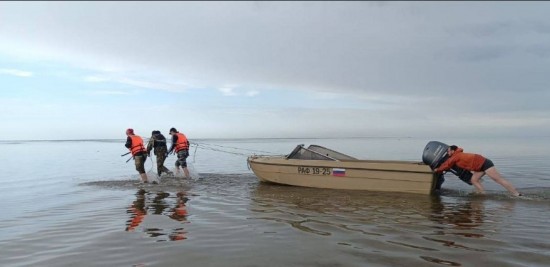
left=480, top=159, right=494, bottom=172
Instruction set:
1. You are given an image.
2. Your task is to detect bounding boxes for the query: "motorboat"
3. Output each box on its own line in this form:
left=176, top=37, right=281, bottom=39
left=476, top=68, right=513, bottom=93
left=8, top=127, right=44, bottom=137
left=247, top=144, right=438, bottom=195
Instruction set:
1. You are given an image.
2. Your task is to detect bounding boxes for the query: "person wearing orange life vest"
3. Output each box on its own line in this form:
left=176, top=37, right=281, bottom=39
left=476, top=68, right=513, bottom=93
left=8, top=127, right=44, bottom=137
left=168, top=127, right=190, bottom=178
left=434, top=145, right=521, bottom=197
left=124, top=128, right=150, bottom=183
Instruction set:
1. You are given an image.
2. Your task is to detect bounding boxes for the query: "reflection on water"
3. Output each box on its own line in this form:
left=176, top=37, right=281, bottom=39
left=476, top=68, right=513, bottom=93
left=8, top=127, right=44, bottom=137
left=1, top=138, right=549, bottom=266
left=425, top=196, right=494, bottom=259
left=125, top=188, right=189, bottom=242
left=126, top=189, right=147, bottom=232
left=429, top=195, right=487, bottom=231
left=249, top=182, right=526, bottom=267
left=1, top=172, right=548, bottom=267
left=77, top=173, right=550, bottom=267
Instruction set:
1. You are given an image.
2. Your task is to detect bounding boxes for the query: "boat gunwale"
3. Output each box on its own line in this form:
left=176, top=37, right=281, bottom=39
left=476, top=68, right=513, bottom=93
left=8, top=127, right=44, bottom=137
left=248, top=156, right=433, bottom=174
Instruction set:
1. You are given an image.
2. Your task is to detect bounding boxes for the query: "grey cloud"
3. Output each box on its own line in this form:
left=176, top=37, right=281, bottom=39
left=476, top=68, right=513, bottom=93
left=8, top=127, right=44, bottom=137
left=1, top=1, right=549, bottom=137
left=528, top=20, right=550, bottom=34
left=445, top=21, right=516, bottom=38
left=525, top=44, right=550, bottom=57
left=448, top=45, right=516, bottom=62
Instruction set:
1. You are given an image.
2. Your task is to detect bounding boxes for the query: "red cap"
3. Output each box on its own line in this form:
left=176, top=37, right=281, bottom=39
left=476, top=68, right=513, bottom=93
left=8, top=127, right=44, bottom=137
left=126, top=128, right=134, bottom=135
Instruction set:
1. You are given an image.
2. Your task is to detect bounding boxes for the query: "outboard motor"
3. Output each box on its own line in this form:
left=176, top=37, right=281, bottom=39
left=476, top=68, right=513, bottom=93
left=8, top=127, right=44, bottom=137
left=423, top=141, right=473, bottom=185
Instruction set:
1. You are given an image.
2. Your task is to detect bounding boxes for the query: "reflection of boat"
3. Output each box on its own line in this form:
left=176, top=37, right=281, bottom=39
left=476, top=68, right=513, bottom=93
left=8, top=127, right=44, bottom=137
left=247, top=144, right=437, bottom=195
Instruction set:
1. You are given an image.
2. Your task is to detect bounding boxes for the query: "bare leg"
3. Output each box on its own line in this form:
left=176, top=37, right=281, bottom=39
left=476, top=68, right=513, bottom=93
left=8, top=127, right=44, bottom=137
left=470, top=171, right=486, bottom=194
left=140, top=173, right=148, bottom=183
left=183, top=167, right=190, bottom=178
left=484, top=167, right=520, bottom=196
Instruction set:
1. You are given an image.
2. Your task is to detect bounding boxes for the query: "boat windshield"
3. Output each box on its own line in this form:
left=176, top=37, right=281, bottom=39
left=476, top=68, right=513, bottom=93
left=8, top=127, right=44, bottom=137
left=286, top=144, right=357, bottom=161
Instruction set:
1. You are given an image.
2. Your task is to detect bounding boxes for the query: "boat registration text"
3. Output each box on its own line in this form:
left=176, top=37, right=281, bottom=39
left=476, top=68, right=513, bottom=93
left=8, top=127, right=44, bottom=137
left=297, top=166, right=331, bottom=175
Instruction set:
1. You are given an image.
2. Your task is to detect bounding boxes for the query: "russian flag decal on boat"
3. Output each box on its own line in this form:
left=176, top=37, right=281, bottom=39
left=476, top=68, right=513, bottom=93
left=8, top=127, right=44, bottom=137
left=332, top=168, right=346, bottom=177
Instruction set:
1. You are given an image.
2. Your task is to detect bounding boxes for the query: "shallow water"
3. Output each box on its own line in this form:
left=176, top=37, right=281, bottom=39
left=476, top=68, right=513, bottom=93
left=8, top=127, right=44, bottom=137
left=0, top=137, right=549, bottom=266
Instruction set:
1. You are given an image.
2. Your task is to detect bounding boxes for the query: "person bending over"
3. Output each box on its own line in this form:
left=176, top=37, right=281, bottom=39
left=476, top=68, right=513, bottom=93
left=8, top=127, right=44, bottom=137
left=434, top=145, right=521, bottom=196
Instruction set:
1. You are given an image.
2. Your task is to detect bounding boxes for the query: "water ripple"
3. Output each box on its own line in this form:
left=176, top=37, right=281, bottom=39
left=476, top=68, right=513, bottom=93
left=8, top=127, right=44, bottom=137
left=1, top=136, right=550, bottom=266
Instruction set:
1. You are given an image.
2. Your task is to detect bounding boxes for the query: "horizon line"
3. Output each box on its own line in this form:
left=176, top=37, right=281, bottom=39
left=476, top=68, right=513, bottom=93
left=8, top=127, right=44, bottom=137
left=0, top=136, right=418, bottom=142
left=1, top=135, right=548, bottom=142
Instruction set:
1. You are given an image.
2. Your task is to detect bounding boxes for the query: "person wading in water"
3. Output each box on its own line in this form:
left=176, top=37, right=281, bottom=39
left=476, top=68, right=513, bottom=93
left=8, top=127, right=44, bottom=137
left=125, top=128, right=150, bottom=183
left=168, top=127, right=190, bottom=179
left=434, top=145, right=521, bottom=196
left=147, top=130, right=174, bottom=177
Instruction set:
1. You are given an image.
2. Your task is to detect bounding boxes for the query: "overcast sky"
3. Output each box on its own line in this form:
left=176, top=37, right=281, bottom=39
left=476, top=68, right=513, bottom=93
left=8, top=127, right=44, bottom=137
left=1, top=1, right=549, bottom=140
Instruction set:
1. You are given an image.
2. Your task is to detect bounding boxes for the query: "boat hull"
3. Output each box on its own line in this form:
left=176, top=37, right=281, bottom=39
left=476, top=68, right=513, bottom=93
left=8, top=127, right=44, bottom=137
left=248, top=156, right=437, bottom=195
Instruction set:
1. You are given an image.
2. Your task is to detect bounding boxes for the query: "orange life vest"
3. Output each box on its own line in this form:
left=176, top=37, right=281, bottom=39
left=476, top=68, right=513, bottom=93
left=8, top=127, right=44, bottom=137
left=174, top=132, right=189, bottom=152
left=129, top=135, right=146, bottom=156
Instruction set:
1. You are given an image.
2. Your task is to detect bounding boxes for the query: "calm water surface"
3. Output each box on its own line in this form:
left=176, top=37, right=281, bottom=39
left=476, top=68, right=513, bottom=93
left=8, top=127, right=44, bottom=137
left=0, top=137, right=549, bottom=267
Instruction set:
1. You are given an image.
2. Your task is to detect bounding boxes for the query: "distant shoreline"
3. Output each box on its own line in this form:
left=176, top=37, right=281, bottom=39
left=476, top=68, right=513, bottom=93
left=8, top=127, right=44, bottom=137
left=1, top=135, right=549, bottom=143
left=0, top=136, right=414, bottom=142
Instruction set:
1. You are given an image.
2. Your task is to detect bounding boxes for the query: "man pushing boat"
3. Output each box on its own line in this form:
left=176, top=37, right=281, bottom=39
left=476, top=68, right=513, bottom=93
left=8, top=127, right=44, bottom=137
left=433, top=145, right=522, bottom=197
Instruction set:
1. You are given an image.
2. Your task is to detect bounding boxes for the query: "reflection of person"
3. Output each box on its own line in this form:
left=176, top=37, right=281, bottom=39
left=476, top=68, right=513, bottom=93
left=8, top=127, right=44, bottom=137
left=125, top=128, right=149, bottom=183
left=152, top=192, right=170, bottom=215
left=434, top=145, right=521, bottom=196
left=126, top=189, right=147, bottom=232
left=169, top=191, right=189, bottom=221
left=146, top=130, right=174, bottom=176
left=429, top=195, right=485, bottom=238
left=124, top=189, right=189, bottom=241
left=168, top=127, right=190, bottom=178
left=169, top=191, right=189, bottom=241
